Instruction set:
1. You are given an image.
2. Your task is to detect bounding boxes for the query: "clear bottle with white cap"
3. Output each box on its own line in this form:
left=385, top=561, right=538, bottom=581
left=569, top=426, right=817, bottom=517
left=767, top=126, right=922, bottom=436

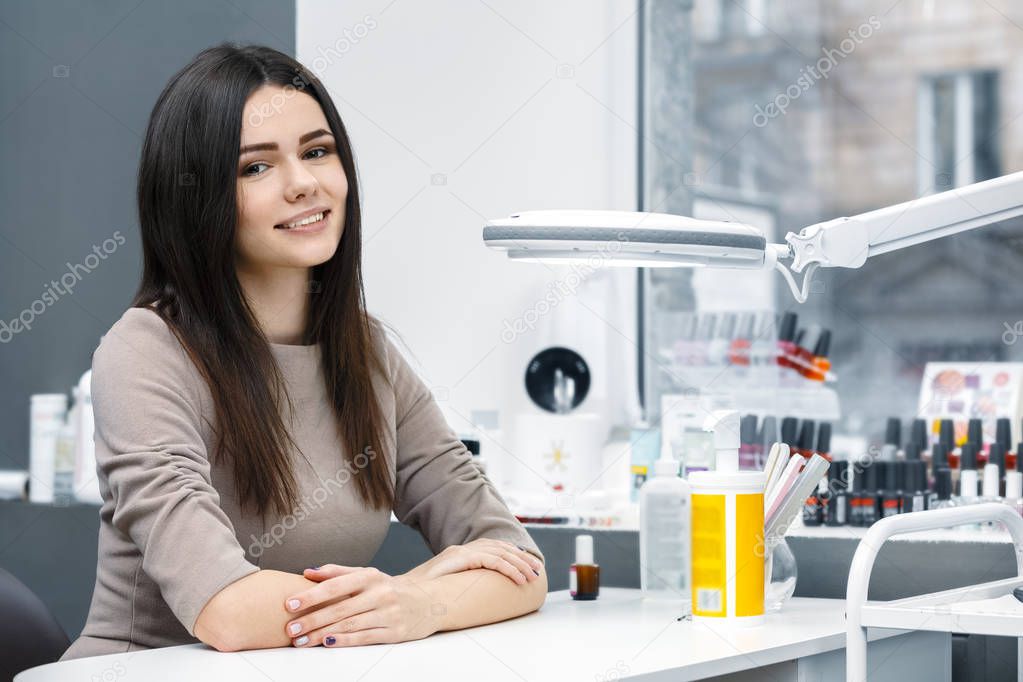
left=640, top=457, right=691, bottom=607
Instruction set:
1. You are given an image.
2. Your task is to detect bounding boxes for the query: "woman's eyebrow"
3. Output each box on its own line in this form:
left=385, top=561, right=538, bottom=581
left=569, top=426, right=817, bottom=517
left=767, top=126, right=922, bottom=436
left=239, top=128, right=333, bottom=155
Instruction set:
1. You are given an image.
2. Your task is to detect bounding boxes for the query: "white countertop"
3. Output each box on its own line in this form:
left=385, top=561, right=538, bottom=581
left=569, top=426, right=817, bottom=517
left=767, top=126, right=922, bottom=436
left=18, top=589, right=905, bottom=682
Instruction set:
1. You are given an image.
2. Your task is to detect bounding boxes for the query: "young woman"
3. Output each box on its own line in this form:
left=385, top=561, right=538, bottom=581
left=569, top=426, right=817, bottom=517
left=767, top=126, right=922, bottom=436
left=61, top=44, right=545, bottom=659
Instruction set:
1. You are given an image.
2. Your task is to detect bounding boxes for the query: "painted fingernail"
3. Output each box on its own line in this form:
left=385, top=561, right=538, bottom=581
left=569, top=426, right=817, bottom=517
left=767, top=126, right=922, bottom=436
left=288, top=622, right=302, bottom=635
left=325, top=635, right=336, bottom=646
left=306, top=566, right=319, bottom=571
left=295, top=635, right=309, bottom=646
left=287, top=599, right=301, bottom=611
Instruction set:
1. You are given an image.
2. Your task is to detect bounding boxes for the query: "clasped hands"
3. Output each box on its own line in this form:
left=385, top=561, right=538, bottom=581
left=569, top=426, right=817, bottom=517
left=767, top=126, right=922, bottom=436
left=282, top=539, right=544, bottom=648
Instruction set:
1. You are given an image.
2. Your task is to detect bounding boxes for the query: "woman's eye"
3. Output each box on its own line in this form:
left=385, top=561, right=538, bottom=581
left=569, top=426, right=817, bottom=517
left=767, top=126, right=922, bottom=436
left=243, top=162, right=268, bottom=177
left=304, top=147, right=329, bottom=159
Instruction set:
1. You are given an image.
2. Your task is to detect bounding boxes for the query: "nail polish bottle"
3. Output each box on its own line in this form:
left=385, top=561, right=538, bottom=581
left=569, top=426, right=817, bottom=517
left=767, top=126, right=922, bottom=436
left=795, top=420, right=816, bottom=458
left=855, top=461, right=879, bottom=527
left=880, top=418, right=901, bottom=461
left=878, top=461, right=901, bottom=518
left=776, top=312, right=798, bottom=370
left=815, top=423, right=833, bottom=463
left=996, top=418, right=1012, bottom=460
left=940, top=420, right=958, bottom=469
left=739, top=414, right=758, bottom=470
left=806, top=329, right=832, bottom=382
left=916, top=419, right=932, bottom=462
left=570, top=534, right=599, bottom=600
left=780, top=417, right=798, bottom=452
left=901, top=460, right=928, bottom=513
left=728, top=312, right=754, bottom=366
left=802, top=478, right=825, bottom=526
left=930, top=443, right=948, bottom=491
left=929, top=468, right=957, bottom=510
left=825, top=460, right=849, bottom=526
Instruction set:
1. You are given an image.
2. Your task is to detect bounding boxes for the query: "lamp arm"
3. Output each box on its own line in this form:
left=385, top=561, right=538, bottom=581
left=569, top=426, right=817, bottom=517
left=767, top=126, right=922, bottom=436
left=783, top=170, right=1023, bottom=272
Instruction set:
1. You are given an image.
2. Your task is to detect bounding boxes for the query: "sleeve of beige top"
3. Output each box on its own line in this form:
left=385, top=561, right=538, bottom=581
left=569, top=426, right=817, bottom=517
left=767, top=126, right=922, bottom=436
left=386, top=336, right=544, bottom=565
left=91, top=310, right=259, bottom=636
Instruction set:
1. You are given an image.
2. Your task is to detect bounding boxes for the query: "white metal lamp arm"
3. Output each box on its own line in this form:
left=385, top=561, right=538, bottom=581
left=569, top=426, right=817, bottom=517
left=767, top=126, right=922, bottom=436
left=785, top=170, right=1023, bottom=273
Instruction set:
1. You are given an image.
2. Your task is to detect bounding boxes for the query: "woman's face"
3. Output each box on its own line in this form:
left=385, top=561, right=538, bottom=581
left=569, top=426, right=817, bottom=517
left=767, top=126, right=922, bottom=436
left=235, top=85, right=347, bottom=275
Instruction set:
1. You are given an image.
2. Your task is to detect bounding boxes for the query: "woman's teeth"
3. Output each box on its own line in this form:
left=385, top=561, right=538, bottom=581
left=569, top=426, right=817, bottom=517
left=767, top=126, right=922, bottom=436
left=276, top=211, right=326, bottom=229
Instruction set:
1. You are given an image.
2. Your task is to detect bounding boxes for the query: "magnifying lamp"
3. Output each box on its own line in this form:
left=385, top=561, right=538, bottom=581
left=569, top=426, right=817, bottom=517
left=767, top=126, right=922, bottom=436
left=482, top=170, right=1023, bottom=302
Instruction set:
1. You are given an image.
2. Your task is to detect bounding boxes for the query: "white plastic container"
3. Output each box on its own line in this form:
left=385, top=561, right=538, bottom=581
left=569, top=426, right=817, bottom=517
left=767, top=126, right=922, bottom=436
left=689, top=410, right=766, bottom=625
left=73, top=369, right=102, bottom=504
left=640, top=457, right=691, bottom=607
left=53, top=420, right=76, bottom=505
left=29, top=393, right=68, bottom=504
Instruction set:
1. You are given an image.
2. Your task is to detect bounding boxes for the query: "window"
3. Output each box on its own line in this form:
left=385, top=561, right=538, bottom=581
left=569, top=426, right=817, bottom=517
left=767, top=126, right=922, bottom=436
left=917, top=71, right=1000, bottom=195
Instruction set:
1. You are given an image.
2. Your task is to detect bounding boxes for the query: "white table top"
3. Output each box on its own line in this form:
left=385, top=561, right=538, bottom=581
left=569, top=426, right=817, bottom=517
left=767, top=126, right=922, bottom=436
left=19, top=589, right=897, bottom=682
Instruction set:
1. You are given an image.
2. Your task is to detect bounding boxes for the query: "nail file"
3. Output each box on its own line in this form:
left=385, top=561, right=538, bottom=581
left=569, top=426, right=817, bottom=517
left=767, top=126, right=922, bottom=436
left=765, top=454, right=804, bottom=520
left=764, top=443, right=792, bottom=506
left=766, top=454, right=830, bottom=541
left=763, top=443, right=786, bottom=490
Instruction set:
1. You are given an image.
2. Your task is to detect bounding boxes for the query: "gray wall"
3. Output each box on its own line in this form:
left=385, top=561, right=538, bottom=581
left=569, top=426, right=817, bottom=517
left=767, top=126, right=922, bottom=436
left=0, top=0, right=295, bottom=472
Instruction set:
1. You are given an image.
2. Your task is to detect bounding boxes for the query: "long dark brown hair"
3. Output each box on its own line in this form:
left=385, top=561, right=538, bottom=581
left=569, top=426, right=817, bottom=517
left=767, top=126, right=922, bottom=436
left=134, top=44, right=394, bottom=516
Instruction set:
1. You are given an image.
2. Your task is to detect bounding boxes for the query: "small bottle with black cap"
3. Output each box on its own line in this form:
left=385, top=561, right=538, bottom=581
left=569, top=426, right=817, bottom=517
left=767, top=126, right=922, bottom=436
left=880, top=418, right=901, bottom=461
left=780, top=417, right=799, bottom=451
left=795, top=420, right=816, bottom=458
left=930, top=443, right=949, bottom=492
left=854, top=461, right=879, bottom=527
left=825, top=460, right=849, bottom=526
left=929, top=467, right=957, bottom=510
left=910, top=418, right=928, bottom=455
left=939, top=419, right=957, bottom=469
left=877, top=461, right=901, bottom=518
left=996, top=418, right=1012, bottom=464
left=800, top=422, right=831, bottom=525
left=901, top=460, right=928, bottom=513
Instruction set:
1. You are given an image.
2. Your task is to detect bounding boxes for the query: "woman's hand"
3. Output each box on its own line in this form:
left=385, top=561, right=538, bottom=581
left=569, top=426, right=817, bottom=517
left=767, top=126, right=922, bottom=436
left=283, top=565, right=439, bottom=648
left=402, top=538, right=544, bottom=585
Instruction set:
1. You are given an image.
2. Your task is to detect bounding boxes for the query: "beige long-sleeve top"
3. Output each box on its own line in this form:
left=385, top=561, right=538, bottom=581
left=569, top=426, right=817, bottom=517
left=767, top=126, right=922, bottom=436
left=61, top=308, right=540, bottom=660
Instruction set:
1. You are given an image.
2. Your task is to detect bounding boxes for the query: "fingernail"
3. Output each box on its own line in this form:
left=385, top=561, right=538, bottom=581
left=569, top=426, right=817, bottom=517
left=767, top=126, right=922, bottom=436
left=306, top=566, right=319, bottom=571
left=287, top=599, right=301, bottom=611
left=325, top=635, right=336, bottom=646
left=295, top=635, right=309, bottom=646
left=288, top=622, right=302, bottom=635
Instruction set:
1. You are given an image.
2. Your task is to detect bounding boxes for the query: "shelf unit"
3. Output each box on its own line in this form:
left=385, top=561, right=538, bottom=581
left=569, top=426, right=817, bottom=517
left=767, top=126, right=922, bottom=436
left=846, top=503, right=1023, bottom=681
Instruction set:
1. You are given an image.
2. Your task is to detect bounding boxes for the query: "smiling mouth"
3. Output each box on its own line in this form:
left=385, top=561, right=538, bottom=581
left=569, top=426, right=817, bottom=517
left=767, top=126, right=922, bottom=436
left=274, top=209, right=330, bottom=230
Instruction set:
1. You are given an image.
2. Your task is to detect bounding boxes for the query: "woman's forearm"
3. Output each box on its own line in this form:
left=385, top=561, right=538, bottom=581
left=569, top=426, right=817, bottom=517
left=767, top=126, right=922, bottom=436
left=194, top=569, right=320, bottom=652
left=405, top=566, right=548, bottom=633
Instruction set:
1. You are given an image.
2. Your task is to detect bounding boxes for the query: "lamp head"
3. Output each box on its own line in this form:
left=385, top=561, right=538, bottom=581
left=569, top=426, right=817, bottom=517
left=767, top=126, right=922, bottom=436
left=483, top=209, right=772, bottom=269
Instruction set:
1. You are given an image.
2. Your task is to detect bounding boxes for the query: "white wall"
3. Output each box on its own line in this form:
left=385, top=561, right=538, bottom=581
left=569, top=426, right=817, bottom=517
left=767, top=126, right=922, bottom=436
left=298, top=2, right=639, bottom=457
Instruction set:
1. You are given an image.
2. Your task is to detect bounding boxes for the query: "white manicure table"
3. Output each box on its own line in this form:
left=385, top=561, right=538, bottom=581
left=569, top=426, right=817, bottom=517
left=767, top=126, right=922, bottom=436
left=18, top=588, right=946, bottom=682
